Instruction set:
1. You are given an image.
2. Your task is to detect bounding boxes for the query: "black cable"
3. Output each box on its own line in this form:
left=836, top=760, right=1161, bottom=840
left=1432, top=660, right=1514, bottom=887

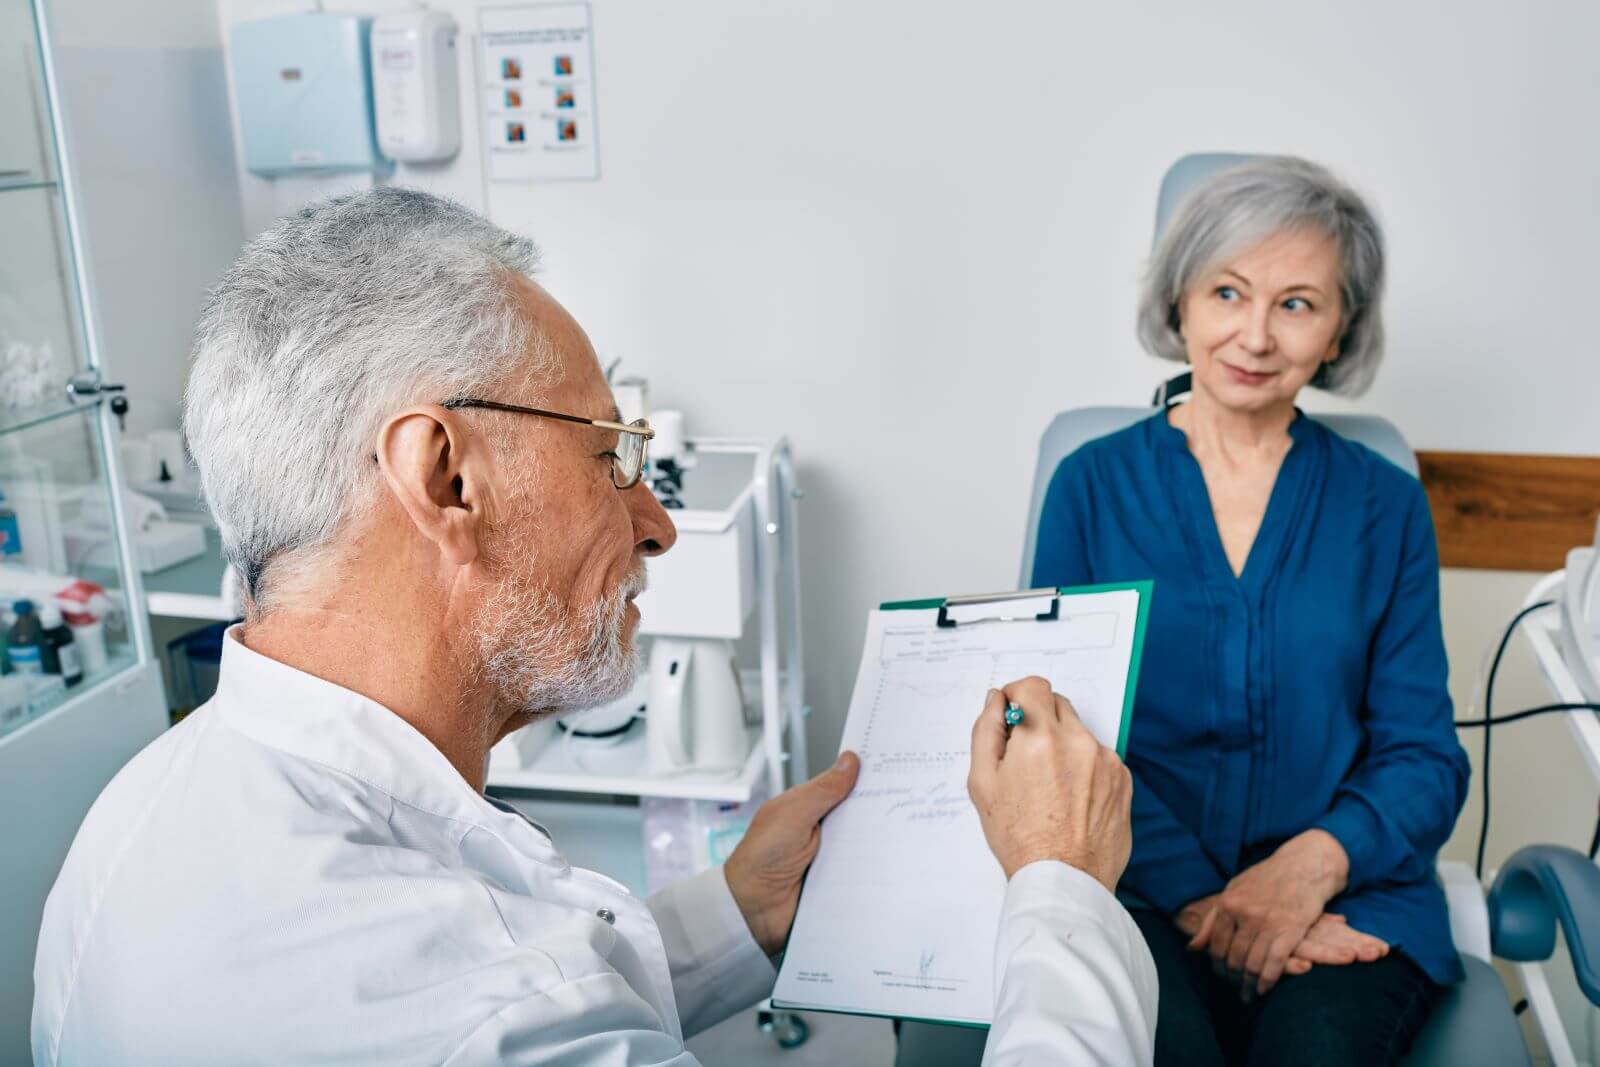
left=1455, top=702, right=1600, bottom=728
left=1453, top=696, right=1600, bottom=872
left=1589, top=796, right=1600, bottom=861
left=1472, top=599, right=1554, bottom=881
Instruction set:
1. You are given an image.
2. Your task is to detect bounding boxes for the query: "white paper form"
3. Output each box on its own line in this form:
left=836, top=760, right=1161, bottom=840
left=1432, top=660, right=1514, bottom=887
left=772, top=585, right=1148, bottom=1025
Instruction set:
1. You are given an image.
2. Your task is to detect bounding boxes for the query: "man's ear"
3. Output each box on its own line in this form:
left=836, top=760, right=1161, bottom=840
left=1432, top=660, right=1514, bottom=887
left=374, top=405, right=488, bottom=567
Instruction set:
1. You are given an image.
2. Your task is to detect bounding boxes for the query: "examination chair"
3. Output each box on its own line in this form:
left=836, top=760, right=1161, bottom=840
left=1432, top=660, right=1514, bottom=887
left=893, top=151, right=1576, bottom=1067
left=894, top=403, right=1530, bottom=1067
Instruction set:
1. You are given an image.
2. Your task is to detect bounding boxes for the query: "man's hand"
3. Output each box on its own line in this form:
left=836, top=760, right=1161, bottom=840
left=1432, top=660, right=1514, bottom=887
left=1189, top=829, right=1351, bottom=998
left=723, top=752, right=860, bottom=955
left=966, top=677, right=1132, bottom=890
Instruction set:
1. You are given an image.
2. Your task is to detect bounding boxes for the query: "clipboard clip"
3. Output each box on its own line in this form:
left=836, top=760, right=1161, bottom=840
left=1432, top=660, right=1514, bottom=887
left=936, top=588, right=1061, bottom=629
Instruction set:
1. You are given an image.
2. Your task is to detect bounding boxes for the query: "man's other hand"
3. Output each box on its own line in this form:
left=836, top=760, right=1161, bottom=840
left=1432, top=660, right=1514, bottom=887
left=724, top=752, right=861, bottom=955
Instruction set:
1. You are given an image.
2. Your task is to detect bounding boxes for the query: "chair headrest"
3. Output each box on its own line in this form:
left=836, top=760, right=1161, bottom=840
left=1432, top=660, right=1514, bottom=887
left=1153, top=152, right=1260, bottom=249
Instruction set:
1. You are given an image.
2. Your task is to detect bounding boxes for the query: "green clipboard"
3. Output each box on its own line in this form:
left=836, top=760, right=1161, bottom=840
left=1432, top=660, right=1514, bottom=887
left=877, top=581, right=1152, bottom=758
left=770, top=580, right=1154, bottom=1026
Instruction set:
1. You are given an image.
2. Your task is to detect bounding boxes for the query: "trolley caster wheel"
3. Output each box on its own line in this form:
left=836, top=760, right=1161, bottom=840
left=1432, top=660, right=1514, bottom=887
left=757, top=1008, right=811, bottom=1049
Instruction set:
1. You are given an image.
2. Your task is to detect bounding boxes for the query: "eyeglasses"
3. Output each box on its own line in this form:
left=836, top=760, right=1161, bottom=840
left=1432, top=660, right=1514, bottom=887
left=443, top=397, right=655, bottom=489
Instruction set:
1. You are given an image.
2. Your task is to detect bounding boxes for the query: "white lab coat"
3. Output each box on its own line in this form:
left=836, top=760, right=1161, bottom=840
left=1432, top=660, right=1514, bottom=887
left=33, top=631, right=1155, bottom=1065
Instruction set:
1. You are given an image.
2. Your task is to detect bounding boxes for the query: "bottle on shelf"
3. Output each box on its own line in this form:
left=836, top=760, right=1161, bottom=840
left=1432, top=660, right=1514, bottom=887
left=37, top=602, right=82, bottom=686
left=7, top=599, right=43, bottom=674
left=64, top=611, right=107, bottom=675
left=0, top=489, right=22, bottom=559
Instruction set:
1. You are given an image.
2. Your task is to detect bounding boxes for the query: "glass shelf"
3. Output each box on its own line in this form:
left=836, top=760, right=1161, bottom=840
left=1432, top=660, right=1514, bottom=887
left=0, top=389, right=138, bottom=739
left=2, top=0, right=54, bottom=186
left=0, top=175, right=56, bottom=194
left=1, top=1, right=168, bottom=1051
left=0, top=394, right=98, bottom=439
left=0, top=648, right=138, bottom=745
left=0, top=0, right=146, bottom=739
left=0, top=182, right=87, bottom=428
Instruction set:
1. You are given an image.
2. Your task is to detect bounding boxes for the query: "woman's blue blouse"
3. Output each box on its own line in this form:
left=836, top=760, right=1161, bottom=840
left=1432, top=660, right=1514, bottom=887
left=1030, top=409, right=1470, bottom=984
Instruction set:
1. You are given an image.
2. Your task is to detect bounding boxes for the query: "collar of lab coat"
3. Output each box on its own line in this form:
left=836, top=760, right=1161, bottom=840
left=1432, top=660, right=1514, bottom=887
left=213, top=625, right=564, bottom=867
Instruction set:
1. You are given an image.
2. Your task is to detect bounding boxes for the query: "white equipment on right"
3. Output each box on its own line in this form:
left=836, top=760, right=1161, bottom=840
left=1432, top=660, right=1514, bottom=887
left=1557, top=517, right=1600, bottom=704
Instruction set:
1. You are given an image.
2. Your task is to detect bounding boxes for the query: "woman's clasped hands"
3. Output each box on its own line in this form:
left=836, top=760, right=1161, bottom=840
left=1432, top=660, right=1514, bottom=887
left=1177, top=829, right=1389, bottom=1002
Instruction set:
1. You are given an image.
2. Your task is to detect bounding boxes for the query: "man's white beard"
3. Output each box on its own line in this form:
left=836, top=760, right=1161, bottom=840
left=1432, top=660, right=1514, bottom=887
left=474, top=564, right=646, bottom=715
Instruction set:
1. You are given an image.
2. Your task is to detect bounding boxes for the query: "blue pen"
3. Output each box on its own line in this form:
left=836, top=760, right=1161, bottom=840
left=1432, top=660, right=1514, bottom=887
left=1004, top=704, right=1025, bottom=730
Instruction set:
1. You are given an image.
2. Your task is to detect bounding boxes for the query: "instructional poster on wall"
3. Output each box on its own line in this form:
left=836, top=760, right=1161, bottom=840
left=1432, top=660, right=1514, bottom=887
left=479, top=2, right=600, bottom=181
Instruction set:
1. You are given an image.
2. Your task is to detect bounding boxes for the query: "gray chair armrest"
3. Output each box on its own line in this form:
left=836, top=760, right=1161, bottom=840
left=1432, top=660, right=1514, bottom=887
left=1438, top=858, right=1492, bottom=962
left=1489, top=844, right=1600, bottom=1005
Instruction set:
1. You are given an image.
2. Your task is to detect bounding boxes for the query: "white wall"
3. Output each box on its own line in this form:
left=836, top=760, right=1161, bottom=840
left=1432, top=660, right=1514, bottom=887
left=458, top=0, right=1600, bottom=749
left=212, top=0, right=1600, bottom=833
left=210, top=0, right=1600, bottom=1051
left=55, top=44, right=245, bottom=437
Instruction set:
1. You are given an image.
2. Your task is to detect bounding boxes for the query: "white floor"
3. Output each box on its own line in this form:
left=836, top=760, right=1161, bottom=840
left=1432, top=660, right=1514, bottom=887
left=686, top=1007, right=898, bottom=1066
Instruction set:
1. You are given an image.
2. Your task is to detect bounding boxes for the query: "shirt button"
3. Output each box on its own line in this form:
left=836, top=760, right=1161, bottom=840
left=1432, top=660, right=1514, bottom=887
left=596, top=907, right=616, bottom=925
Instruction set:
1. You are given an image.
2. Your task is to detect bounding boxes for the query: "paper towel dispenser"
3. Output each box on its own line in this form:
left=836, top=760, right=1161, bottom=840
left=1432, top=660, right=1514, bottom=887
left=229, top=12, right=391, bottom=178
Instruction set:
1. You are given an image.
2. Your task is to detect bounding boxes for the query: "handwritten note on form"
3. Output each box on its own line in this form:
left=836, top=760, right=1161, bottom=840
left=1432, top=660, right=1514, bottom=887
left=772, top=584, right=1149, bottom=1026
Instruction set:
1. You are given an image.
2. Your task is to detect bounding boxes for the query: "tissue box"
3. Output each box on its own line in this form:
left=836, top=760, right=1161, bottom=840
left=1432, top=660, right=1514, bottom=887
left=230, top=13, right=390, bottom=177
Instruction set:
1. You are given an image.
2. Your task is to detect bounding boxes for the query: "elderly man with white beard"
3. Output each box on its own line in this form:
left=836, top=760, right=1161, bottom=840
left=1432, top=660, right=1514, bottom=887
left=32, top=189, right=1156, bottom=1066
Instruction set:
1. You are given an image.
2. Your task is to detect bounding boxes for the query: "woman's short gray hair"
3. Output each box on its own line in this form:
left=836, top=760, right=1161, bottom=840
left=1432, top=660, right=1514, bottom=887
left=183, top=187, right=544, bottom=606
left=1135, top=156, right=1386, bottom=396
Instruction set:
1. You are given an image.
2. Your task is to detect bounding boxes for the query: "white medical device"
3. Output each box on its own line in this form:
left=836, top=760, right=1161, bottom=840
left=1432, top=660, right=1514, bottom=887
left=646, top=638, right=747, bottom=776
left=1557, top=517, right=1600, bottom=703
left=370, top=9, right=460, bottom=163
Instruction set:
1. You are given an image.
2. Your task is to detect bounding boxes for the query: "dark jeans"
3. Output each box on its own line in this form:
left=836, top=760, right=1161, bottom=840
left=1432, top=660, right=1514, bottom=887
left=1130, top=908, right=1443, bottom=1067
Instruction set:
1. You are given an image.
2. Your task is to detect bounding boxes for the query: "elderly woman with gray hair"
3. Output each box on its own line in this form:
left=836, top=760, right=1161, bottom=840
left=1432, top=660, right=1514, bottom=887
left=1031, top=157, right=1470, bottom=1065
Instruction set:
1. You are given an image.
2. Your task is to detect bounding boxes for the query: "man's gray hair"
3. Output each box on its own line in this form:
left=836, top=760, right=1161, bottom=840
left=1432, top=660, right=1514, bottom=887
left=1135, top=156, right=1386, bottom=396
left=184, top=187, right=543, bottom=606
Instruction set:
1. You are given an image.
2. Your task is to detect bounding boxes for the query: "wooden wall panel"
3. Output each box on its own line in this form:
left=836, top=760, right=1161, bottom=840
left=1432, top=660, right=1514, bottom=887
left=1416, top=451, right=1600, bottom=571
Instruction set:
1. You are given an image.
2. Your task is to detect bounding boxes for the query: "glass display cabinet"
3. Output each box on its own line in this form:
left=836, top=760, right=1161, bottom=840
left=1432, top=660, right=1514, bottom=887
left=0, top=0, right=168, bottom=1055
